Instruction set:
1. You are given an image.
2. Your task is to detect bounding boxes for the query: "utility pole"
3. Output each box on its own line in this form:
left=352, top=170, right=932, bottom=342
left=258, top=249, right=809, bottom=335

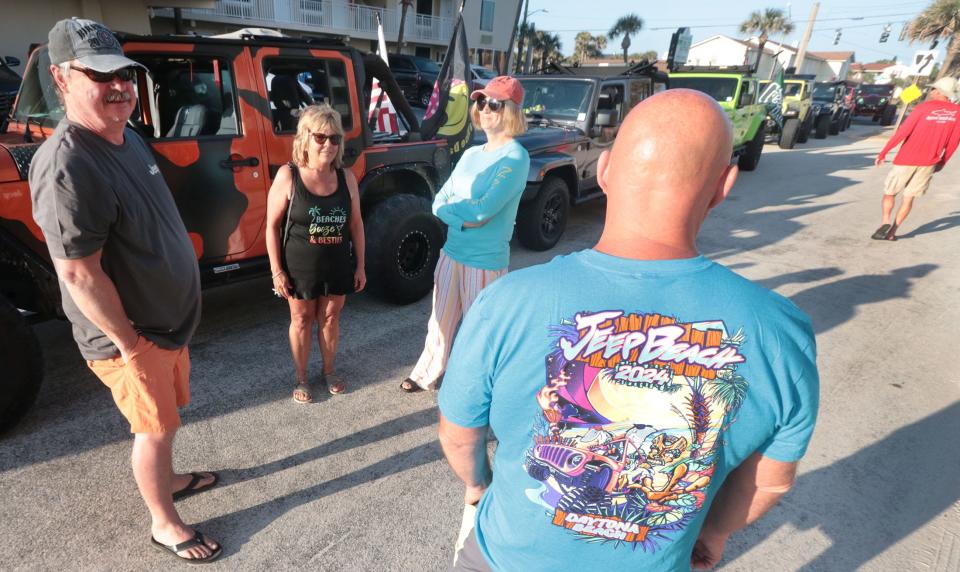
left=794, top=2, right=818, bottom=74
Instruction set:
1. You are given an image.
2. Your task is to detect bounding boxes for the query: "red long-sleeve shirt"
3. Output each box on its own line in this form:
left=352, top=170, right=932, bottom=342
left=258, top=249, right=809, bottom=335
left=878, top=100, right=960, bottom=167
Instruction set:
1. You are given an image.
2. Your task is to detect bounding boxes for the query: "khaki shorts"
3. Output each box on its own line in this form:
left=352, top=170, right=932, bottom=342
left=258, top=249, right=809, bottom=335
left=87, top=337, right=190, bottom=433
left=884, top=164, right=936, bottom=197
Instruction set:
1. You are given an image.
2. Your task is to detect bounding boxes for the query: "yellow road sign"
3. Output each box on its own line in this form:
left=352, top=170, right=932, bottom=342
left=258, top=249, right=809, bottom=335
left=900, top=84, right=922, bottom=104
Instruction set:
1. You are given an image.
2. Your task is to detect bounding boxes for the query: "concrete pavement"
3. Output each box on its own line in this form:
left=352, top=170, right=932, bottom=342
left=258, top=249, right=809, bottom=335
left=1, top=118, right=958, bottom=571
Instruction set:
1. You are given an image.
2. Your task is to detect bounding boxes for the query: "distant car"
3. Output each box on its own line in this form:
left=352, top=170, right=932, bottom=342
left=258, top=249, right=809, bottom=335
left=387, top=54, right=440, bottom=107
left=854, top=84, right=898, bottom=125
left=0, top=56, right=21, bottom=124
left=471, top=65, right=496, bottom=90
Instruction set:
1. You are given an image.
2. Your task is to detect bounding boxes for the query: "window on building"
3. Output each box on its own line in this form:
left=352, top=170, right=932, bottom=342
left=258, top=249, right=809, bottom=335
left=130, top=55, right=239, bottom=139
left=263, top=57, right=353, bottom=133
left=480, top=0, right=495, bottom=32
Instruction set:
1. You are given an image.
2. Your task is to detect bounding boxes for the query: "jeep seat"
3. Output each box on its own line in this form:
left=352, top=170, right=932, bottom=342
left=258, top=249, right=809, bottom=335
left=166, top=104, right=207, bottom=137
left=269, top=74, right=313, bottom=132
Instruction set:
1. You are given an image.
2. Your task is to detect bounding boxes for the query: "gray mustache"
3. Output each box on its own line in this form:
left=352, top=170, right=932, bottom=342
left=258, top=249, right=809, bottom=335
left=105, top=92, right=131, bottom=103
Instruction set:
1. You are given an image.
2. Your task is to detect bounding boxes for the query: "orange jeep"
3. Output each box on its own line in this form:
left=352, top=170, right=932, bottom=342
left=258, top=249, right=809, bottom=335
left=0, top=32, right=453, bottom=433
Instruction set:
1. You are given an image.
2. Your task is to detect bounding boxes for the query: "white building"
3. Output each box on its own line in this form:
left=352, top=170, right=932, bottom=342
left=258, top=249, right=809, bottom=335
left=685, top=34, right=855, bottom=81
left=1, top=0, right=520, bottom=71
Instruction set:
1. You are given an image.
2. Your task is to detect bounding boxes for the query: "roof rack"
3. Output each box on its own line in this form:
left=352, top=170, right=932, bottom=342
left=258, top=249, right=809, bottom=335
left=672, top=65, right=756, bottom=74
left=787, top=73, right=816, bottom=80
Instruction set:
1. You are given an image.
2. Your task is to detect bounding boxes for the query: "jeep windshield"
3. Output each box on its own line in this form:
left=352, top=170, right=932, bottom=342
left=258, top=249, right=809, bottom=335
left=518, top=78, right=594, bottom=123
left=859, top=85, right=894, bottom=96
left=9, top=47, right=66, bottom=129
left=813, top=83, right=839, bottom=100
left=668, top=76, right=739, bottom=103
left=783, top=82, right=803, bottom=97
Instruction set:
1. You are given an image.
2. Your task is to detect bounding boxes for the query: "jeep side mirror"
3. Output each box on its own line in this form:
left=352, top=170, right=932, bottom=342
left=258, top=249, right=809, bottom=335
left=4, top=56, right=20, bottom=67
left=595, top=110, right=616, bottom=127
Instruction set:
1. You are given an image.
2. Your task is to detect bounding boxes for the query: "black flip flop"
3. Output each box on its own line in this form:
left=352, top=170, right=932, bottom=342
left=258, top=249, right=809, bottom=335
left=400, top=378, right=424, bottom=393
left=173, top=471, right=219, bottom=501
left=871, top=224, right=892, bottom=240
left=151, top=530, right=222, bottom=564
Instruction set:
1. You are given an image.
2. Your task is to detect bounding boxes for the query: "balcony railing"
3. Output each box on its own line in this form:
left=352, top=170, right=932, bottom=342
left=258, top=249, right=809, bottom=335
left=156, top=0, right=454, bottom=44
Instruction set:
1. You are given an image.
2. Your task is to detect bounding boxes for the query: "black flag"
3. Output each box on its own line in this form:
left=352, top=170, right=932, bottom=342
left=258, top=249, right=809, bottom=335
left=420, top=9, right=473, bottom=161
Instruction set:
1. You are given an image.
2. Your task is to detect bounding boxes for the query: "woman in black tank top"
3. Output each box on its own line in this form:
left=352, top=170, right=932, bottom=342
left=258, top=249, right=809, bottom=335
left=265, top=105, right=366, bottom=403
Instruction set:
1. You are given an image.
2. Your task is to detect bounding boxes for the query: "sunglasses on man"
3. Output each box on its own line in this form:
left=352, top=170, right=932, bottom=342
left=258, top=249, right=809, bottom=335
left=476, top=96, right=505, bottom=113
left=311, top=132, right=343, bottom=146
left=70, top=66, right=137, bottom=83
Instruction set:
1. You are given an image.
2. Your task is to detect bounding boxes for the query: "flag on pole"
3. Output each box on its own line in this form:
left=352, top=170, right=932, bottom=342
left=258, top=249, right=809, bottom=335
left=420, top=5, right=473, bottom=161
left=368, top=12, right=402, bottom=135
left=759, top=67, right=784, bottom=128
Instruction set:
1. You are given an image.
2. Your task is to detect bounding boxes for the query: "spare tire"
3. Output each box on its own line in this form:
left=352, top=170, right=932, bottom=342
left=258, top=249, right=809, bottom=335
left=364, top=194, right=445, bottom=305
left=0, top=296, right=43, bottom=435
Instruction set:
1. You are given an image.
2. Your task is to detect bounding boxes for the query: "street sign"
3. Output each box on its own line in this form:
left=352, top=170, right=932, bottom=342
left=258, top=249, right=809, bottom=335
left=900, top=83, right=922, bottom=104
left=667, top=27, right=693, bottom=71
left=910, top=50, right=938, bottom=76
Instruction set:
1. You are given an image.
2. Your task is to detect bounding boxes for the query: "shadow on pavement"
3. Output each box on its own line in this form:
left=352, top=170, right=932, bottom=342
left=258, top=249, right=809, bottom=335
left=722, top=401, right=960, bottom=571
left=787, top=264, right=937, bottom=334
left=897, top=210, right=960, bottom=239
left=754, top=267, right=844, bottom=291
left=701, top=143, right=876, bottom=260
left=198, top=439, right=444, bottom=558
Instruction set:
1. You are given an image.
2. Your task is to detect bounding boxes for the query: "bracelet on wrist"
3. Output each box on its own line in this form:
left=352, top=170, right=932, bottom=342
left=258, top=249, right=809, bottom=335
left=271, top=270, right=284, bottom=279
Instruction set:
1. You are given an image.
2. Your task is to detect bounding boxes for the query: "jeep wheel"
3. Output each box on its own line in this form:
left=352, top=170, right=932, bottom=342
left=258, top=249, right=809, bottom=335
left=779, top=118, right=801, bottom=149
left=365, top=195, right=444, bottom=304
left=797, top=114, right=812, bottom=143
left=0, top=296, right=43, bottom=435
left=517, top=177, right=570, bottom=251
left=814, top=115, right=830, bottom=139
left=880, top=106, right=896, bottom=126
left=829, top=116, right=841, bottom=135
left=738, top=123, right=766, bottom=172
left=526, top=461, right=550, bottom=482
left=557, top=485, right=606, bottom=513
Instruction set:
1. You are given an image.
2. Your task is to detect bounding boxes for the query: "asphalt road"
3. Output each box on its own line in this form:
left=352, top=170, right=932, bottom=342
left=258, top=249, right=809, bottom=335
left=3, top=118, right=959, bottom=571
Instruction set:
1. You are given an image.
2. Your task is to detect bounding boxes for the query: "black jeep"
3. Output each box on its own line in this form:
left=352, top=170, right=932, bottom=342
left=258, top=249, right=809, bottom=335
left=812, top=81, right=849, bottom=138
left=501, top=63, right=666, bottom=250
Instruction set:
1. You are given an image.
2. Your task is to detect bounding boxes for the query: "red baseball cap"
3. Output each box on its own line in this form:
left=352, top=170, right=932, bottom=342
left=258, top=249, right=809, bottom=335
left=470, top=76, right=525, bottom=106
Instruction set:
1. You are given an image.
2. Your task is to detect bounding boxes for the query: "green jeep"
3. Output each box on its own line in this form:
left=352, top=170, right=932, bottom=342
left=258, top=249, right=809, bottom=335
left=669, top=66, right=768, bottom=171
left=759, top=77, right=815, bottom=149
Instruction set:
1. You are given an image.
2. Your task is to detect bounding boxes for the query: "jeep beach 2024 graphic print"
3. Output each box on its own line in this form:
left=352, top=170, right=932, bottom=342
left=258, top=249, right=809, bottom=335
left=524, top=310, right=748, bottom=551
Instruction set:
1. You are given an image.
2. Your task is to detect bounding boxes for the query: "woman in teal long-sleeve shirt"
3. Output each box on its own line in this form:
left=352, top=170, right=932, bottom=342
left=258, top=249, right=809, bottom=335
left=401, top=76, right=531, bottom=393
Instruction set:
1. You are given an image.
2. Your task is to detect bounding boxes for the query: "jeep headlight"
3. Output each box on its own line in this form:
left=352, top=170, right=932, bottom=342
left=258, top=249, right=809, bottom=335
left=857, top=97, right=864, bottom=103
left=879, top=97, right=887, bottom=103
left=567, top=453, right=583, bottom=467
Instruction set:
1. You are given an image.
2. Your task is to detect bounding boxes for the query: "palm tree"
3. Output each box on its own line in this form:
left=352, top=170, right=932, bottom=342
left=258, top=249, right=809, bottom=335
left=575, top=31, right=593, bottom=65
left=739, top=8, right=795, bottom=71
left=537, top=32, right=563, bottom=71
left=608, top=13, right=644, bottom=63
left=518, top=21, right=537, bottom=73
left=907, top=0, right=960, bottom=77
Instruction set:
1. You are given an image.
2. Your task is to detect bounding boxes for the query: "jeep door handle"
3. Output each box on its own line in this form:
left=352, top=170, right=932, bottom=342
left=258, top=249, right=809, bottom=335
left=220, top=155, right=260, bottom=169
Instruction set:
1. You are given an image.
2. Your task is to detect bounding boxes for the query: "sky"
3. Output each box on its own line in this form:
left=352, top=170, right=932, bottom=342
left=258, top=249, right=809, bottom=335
left=524, top=0, right=946, bottom=66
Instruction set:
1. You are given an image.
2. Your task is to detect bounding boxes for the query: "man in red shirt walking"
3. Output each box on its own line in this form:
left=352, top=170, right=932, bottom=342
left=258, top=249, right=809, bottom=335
left=873, top=77, right=960, bottom=240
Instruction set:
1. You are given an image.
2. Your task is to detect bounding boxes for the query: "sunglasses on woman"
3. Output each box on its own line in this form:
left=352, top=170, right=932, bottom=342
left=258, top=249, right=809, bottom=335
left=476, top=97, right=505, bottom=113
left=311, top=132, right=343, bottom=145
left=70, top=66, right=136, bottom=83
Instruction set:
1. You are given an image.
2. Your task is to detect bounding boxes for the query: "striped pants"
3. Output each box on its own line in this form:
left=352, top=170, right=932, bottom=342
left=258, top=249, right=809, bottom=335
left=408, top=251, right=506, bottom=389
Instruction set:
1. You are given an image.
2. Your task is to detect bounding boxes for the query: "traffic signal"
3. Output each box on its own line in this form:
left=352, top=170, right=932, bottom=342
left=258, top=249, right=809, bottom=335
left=834, top=29, right=842, bottom=45
left=899, top=24, right=908, bottom=42
left=879, top=24, right=891, bottom=43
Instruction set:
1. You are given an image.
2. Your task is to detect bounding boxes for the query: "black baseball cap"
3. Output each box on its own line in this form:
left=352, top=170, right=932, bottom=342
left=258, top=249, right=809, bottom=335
left=47, top=18, right=145, bottom=72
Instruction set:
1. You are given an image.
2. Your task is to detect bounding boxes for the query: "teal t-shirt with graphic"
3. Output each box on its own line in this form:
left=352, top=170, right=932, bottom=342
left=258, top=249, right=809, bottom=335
left=439, top=250, right=819, bottom=571
left=433, top=140, right=530, bottom=271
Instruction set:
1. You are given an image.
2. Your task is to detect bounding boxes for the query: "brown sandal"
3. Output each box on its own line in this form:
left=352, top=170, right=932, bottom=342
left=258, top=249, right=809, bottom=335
left=293, top=382, right=313, bottom=403
left=322, top=373, right=346, bottom=395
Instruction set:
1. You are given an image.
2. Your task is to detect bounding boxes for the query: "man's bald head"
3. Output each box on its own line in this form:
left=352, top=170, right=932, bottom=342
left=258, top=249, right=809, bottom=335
left=595, top=89, right=739, bottom=258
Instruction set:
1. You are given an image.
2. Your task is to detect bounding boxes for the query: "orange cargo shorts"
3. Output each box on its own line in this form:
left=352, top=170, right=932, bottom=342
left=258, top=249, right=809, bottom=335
left=86, top=337, right=191, bottom=433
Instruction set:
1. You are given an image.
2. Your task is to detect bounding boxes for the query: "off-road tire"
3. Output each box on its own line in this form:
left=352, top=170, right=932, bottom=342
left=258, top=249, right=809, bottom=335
left=872, top=115, right=881, bottom=122
left=364, top=194, right=444, bottom=304
left=779, top=118, right=801, bottom=149
left=0, top=296, right=43, bottom=435
left=557, top=485, right=607, bottom=513
left=517, top=177, right=570, bottom=251
left=797, top=113, right=813, bottom=143
left=880, top=106, right=896, bottom=126
left=815, top=115, right=830, bottom=139
left=829, top=115, right=841, bottom=135
left=738, top=123, right=766, bottom=172
left=526, top=460, right=551, bottom=482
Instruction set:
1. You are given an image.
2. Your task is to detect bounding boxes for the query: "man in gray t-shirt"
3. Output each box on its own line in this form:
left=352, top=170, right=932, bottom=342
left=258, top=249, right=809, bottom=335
left=29, top=18, right=221, bottom=563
